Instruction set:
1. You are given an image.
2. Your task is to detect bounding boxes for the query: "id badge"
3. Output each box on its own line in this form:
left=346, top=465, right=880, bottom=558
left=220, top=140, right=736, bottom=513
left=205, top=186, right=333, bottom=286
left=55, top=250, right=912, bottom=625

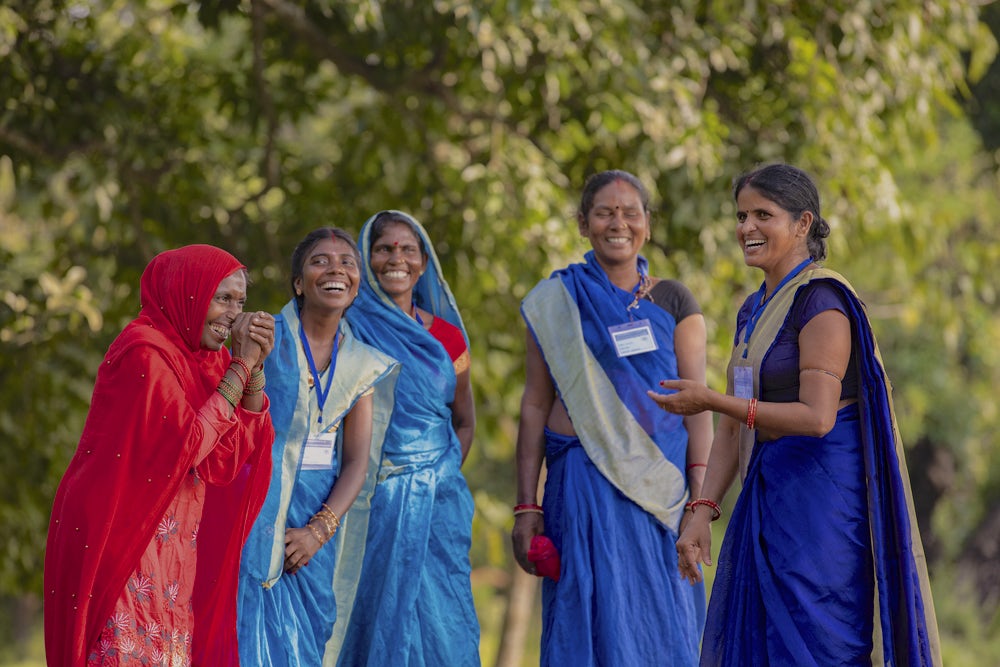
left=733, top=365, right=754, bottom=400
left=609, top=319, right=659, bottom=358
left=301, top=432, right=337, bottom=470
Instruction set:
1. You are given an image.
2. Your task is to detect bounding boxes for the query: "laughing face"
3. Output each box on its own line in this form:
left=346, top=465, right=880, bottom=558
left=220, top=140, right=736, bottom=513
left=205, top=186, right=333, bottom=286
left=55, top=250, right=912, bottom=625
left=578, top=179, right=651, bottom=270
left=736, top=185, right=811, bottom=278
left=201, top=270, right=247, bottom=350
left=369, top=221, right=427, bottom=302
left=293, top=236, right=361, bottom=316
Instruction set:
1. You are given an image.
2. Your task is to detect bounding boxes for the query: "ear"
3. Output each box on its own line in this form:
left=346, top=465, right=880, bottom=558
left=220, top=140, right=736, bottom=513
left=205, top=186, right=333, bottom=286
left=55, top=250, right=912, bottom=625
left=293, top=277, right=303, bottom=296
left=796, top=210, right=813, bottom=237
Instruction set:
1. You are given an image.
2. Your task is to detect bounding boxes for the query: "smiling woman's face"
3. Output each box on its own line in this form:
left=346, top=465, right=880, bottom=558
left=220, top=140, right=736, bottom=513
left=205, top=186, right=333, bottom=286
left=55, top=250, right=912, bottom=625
left=368, top=221, right=427, bottom=302
left=294, top=236, right=361, bottom=315
left=736, top=185, right=810, bottom=278
left=201, top=270, right=247, bottom=350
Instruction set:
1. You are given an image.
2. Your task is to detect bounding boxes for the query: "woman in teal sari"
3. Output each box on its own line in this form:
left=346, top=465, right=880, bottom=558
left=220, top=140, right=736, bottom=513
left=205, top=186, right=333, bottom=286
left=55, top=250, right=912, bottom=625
left=338, top=210, right=479, bottom=666
left=237, top=228, right=398, bottom=666
left=650, top=163, right=941, bottom=665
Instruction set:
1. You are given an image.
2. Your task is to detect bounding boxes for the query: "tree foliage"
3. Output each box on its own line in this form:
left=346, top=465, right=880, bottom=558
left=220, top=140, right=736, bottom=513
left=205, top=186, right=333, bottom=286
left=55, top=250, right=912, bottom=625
left=2, top=0, right=999, bottom=661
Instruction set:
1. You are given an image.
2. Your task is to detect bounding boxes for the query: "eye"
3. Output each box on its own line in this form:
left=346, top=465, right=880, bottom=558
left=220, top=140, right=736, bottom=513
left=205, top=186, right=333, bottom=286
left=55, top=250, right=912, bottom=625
left=373, top=245, right=391, bottom=255
left=342, top=257, right=358, bottom=268
left=622, top=208, right=642, bottom=220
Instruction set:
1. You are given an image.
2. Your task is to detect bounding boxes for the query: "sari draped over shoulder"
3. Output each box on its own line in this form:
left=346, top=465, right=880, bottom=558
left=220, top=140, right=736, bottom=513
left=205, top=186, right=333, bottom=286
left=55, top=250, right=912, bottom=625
left=44, top=245, right=274, bottom=667
left=703, top=268, right=941, bottom=666
left=337, top=211, right=480, bottom=666
left=522, top=251, right=704, bottom=667
left=237, top=300, right=398, bottom=666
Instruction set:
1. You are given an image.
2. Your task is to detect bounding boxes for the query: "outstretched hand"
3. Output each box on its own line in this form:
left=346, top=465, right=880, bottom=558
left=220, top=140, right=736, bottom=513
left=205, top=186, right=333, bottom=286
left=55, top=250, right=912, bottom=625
left=647, top=379, right=712, bottom=416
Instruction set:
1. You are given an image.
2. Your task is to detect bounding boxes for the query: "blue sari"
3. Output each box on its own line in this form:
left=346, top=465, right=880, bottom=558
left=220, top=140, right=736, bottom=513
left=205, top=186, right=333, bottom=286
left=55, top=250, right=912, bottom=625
left=702, top=270, right=940, bottom=666
left=337, top=211, right=480, bottom=666
left=522, top=251, right=705, bottom=667
left=237, top=301, right=398, bottom=666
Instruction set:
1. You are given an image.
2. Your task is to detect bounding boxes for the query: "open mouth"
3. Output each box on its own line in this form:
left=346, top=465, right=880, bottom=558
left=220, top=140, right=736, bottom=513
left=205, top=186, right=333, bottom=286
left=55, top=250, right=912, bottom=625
left=320, top=281, right=348, bottom=293
left=744, top=239, right=766, bottom=250
left=209, top=323, right=230, bottom=339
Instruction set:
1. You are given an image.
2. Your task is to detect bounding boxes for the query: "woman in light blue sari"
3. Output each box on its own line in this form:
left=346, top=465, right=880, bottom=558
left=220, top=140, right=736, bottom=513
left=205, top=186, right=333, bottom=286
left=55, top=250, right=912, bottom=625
left=337, top=210, right=479, bottom=666
left=651, top=164, right=941, bottom=665
left=512, top=170, right=712, bottom=666
left=237, top=228, right=398, bottom=666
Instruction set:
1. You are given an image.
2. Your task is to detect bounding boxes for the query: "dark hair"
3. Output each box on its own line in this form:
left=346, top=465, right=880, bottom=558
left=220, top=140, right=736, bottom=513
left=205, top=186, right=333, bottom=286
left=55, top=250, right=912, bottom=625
left=368, top=211, right=427, bottom=259
left=578, top=169, right=651, bottom=218
left=290, top=227, right=361, bottom=309
left=732, top=163, right=830, bottom=261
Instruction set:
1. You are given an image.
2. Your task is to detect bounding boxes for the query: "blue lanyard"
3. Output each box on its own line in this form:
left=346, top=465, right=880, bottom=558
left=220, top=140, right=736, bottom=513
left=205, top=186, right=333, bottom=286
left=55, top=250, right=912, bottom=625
left=412, top=301, right=425, bottom=327
left=299, top=322, right=339, bottom=424
left=741, top=257, right=813, bottom=358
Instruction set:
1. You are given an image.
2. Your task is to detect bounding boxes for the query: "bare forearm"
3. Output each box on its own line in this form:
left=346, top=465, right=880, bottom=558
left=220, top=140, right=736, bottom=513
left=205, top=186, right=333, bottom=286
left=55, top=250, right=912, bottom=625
left=515, top=405, right=548, bottom=504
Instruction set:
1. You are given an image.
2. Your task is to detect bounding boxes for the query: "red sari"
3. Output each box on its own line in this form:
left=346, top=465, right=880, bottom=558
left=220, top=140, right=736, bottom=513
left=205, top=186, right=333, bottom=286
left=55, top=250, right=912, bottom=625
left=44, top=245, right=274, bottom=666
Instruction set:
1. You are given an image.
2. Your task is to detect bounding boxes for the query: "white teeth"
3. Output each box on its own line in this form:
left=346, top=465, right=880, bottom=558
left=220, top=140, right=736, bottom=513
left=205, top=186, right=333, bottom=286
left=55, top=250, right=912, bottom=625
left=745, top=240, right=765, bottom=248
left=321, top=281, right=347, bottom=291
left=607, top=237, right=631, bottom=245
left=210, top=323, right=230, bottom=337
left=385, top=271, right=408, bottom=279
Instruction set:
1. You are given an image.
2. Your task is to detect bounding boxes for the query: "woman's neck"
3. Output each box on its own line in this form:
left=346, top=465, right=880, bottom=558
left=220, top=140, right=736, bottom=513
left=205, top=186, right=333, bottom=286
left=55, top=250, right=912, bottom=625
left=391, top=291, right=415, bottom=318
left=763, top=253, right=812, bottom=301
left=598, top=258, right=641, bottom=292
left=300, top=307, right=342, bottom=357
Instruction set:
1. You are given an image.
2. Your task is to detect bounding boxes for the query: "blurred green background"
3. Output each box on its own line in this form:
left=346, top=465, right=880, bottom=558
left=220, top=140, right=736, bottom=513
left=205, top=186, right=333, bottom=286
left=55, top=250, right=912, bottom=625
left=3, top=1, right=1000, bottom=664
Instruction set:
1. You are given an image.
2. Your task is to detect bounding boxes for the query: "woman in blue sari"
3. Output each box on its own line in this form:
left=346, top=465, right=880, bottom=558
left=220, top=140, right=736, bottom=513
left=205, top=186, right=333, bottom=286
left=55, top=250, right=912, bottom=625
left=237, top=228, right=398, bottom=666
left=512, top=170, right=712, bottom=666
left=337, top=210, right=479, bottom=666
left=650, top=163, right=941, bottom=666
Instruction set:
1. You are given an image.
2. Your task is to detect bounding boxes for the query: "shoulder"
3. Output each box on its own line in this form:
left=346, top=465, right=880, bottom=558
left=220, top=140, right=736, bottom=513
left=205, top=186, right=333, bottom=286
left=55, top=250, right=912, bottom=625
left=647, top=278, right=701, bottom=322
left=792, top=280, right=852, bottom=326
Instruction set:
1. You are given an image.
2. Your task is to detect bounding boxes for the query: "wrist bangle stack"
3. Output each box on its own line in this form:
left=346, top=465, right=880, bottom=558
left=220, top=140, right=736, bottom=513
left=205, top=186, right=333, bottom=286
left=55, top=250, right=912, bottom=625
left=230, top=357, right=252, bottom=385
left=308, top=503, right=342, bottom=546
left=216, top=375, right=242, bottom=408
left=684, top=498, right=722, bottom=521
left=245, top=367, right=266, bottom=396
left=513, top=503, right=544, bottom=517
left=746, top=397, right=758, bottom=430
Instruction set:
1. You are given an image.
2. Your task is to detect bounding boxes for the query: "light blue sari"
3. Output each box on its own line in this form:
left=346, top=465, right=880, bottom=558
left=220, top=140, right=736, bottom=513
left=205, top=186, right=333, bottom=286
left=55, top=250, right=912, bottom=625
left=337, top=211, right=480, bottom=666
left=522, top=251, right=705, bottom=667
left=237, top=301, right=398, bottom=666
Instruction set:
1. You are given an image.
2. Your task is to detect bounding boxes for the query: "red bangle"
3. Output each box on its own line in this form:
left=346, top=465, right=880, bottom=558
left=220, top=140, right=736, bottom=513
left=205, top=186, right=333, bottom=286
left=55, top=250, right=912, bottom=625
left=746, top=397, right=758, bottom=430
left=686, top=463, right=707, bottom=470
left=686, top=498, right=722, bottom=521
left=514, top=503, right=543, bottom=512
left=230, top=357, right=252, bottom=386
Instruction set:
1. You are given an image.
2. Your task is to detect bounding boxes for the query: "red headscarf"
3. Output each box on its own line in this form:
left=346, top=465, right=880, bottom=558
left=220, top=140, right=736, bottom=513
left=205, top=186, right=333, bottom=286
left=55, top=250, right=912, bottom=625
left=44, top=245, right=273, bottom=666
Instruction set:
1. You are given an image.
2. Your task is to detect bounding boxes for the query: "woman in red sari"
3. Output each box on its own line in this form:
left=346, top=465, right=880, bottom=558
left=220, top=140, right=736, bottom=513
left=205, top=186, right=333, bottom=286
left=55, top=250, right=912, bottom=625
left=44, top=245, right=276, bottom=667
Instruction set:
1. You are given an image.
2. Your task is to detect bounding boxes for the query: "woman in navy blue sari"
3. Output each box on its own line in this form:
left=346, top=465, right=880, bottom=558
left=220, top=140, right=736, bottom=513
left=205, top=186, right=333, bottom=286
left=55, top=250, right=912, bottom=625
left=649, top=163, right=941, bottom=666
